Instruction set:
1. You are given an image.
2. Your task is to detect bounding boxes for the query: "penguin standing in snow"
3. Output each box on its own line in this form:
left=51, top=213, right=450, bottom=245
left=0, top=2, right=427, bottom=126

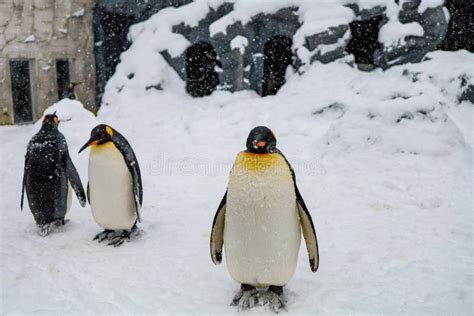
left=79, top=125, right=142, bottom=247
left=210, top=126, right=319, bottom=312
left=21, top=113, right=86, bottom=236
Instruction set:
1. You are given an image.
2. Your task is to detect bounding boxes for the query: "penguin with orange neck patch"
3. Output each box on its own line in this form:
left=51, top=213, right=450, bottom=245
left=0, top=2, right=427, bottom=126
left=79, top=125, right=143, bottom=247
left=210, top=126, right=319, bottom=312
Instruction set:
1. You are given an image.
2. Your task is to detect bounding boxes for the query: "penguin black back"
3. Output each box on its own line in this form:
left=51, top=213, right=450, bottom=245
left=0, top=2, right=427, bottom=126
left=21, top=114, right=86, bottom=233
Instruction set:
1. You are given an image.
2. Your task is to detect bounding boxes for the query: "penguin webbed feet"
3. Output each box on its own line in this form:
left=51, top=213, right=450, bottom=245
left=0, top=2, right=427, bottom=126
left=231, top=284, right=259, bottom=310
left=36, top=218, right=69, bottom=237
left=107, top=230, right=131, bottom=247
left=94, top=226, right=140, bottom=247
left=37, top=223, right=54, bottom=237
left=230, top=284, right=287, bottom=313
left=264, top=286, right=288, bottom=313
left=93, top=229, right=115, bottom=242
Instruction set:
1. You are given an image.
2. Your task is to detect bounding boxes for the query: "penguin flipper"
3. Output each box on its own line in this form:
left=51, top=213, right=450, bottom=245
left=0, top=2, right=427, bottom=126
left=210, top=190, right=227, bottom=265
left=20, top=155, right=28, bottom=211
left=113, top=134, right=143, bottom=222
left=130, top=165, right=142, bottom=222
left=278, top=152, right=319, bottom=272
left=66, top=154, right=86, bottom=207
left=296, top=187, right=319, bottom=272
left=86, top=182, right=90, bottom=204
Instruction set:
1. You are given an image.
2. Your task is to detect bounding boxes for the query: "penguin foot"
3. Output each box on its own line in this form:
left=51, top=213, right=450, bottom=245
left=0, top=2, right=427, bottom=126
left=93, top=229, right=114, bottom=242
left=37, top=223, right=54, bottom=237
left=107, top=232, right=129, bottom=247
left=263, top=286, right=287, bottom=313
left=231, top=284, right=259, bottom=310
left=107, top=225, right=140, bottom=247
left=107, top=230, right=131, bottom=247
left=54, top=218, right=69, bottom=227
left=58, top=219, right=69, bottom=226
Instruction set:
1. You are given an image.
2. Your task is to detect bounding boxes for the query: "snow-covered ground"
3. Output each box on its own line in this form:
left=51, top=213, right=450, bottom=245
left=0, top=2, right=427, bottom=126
left=1, top=51, right=473, bottom=314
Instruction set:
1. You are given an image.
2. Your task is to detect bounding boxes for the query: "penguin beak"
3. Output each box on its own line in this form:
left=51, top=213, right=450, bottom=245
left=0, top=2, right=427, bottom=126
left=256, top=141, right=266, bottom=149
left=78, top=139, right=99, bottom=153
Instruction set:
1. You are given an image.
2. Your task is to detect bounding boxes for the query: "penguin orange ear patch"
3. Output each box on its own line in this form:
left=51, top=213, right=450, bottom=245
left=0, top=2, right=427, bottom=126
left=53, top=116, right=59, bottom=125
left=106, top=126, right=113, bottom=137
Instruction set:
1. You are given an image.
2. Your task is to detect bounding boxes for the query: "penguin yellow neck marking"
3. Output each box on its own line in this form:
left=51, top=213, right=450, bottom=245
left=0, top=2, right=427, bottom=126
left=234, top=152, right=282, bottom=172
left=90, top=141, right=115, bottom=152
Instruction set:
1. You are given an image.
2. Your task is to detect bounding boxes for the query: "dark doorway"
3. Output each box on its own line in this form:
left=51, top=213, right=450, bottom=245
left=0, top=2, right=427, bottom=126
left=56, top=59, right=72, bottom=100
left=438, top=0, right=474, bottom=52
left=185, top=42, right=220, bottom=97
left=346, top=16, right=384, bottom=64
left=93, top=8, right=135, bottom=106
left=10, top=60, right=33, bottom=123
left=261, top=36, right=293, bottom=96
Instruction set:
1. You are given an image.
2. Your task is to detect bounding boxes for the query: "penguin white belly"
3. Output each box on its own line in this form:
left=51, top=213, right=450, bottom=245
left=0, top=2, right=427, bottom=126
left=224, top=152, right=301, bottom=287
left=66, top=182, right=72, bottom=215
left=89, top=142, right=137, bottom=231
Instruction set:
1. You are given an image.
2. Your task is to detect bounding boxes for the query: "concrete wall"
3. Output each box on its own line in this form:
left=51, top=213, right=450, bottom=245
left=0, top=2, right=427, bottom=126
left=0, top=0, right=96, bottom=125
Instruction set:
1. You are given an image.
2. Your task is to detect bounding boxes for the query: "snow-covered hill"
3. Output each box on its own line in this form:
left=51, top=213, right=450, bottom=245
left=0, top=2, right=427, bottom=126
left=1, top=51, right=473, bottom=314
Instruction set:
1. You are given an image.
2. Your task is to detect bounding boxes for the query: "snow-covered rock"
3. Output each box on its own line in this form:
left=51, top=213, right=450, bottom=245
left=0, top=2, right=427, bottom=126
left=230, top=35, right=248, bottom=54
left=379, top=21, right=424, bottom=46
left=104, top=0, right=450, bottom=98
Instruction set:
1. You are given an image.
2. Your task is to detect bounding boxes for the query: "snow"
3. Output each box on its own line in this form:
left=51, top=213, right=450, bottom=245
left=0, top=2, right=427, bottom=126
left=208, top=0, right=392, bottom=38
left=1, top=49, right=473, bottom=314
left=24, top=35, right=35, bottom=43
left=230, top=35, right=248, bottom=54
left=293, top=3, right=354, bottom=49
left=71, top=8, right=85, bottom=18
left=418, top=0, right=445, bottom=13
left=379, top=21, right=425, bottom=46
left=316, top=30, right=351, bottom=55
left=209, top=0, right=299, bottom=36
left=127, top=1, right=212, bottom=57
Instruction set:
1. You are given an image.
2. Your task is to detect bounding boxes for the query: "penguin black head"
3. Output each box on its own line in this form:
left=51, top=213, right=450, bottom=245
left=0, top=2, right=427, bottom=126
left=78, top=124, right=114, bottom=153
left=41, top=113, right=59, bottom=130
left=246, top=126, right=277, bottom=154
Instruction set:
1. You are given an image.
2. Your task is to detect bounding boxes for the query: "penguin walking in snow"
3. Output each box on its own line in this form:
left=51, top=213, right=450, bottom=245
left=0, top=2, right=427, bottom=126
left=21, top=113, right=86, bottom=236
left=210, top=126, right=319, bottom=312
left=79, top=125, right=142, bottom=247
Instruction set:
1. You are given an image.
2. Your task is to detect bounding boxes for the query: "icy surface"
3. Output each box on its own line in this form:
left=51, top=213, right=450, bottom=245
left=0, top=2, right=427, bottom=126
left=1, top=50, right=472, bottom=314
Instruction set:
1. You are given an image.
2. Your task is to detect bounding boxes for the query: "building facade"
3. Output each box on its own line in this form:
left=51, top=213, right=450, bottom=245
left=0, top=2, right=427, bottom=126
left=0, top=0, right=96, bottom=125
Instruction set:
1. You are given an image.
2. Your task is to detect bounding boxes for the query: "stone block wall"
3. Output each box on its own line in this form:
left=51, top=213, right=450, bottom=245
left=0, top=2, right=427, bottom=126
left=0, top=0, right=96, bottom=125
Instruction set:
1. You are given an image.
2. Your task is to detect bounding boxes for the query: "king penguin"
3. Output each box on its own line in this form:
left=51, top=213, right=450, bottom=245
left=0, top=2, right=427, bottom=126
left=79, top=124, right=143, bottom=247
left=21, top=113, right=86, bottom=236
left=210, top=126, right=319, bottom=312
